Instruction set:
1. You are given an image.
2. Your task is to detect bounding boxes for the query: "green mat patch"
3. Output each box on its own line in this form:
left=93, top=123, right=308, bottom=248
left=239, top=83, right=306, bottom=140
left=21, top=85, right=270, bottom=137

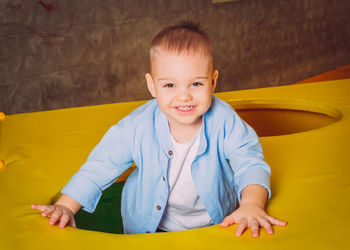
left=74, top=182, right=124, bottom=234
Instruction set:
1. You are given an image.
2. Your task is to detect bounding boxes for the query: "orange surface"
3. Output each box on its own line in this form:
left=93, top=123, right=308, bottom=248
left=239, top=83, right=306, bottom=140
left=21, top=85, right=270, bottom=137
left=295, top=64, right=350, bottom=83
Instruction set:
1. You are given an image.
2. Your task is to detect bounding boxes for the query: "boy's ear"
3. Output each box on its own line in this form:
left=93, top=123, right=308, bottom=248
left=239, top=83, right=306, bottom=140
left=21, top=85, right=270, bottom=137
left=211, top=70, right=219, bottom=92
left=145, top=73, right=156, bottom=98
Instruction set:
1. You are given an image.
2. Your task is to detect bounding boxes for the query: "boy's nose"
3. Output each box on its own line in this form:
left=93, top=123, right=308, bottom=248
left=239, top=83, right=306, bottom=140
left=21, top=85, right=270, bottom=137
left=177, top=89, right=192, bottom=102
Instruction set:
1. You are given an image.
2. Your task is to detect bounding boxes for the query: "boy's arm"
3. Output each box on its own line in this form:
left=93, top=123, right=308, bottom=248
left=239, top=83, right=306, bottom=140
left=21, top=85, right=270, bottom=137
left=61, top=124, right=133, bottom=213
left=31, top=194, right=81, bottom=229
left=32, top=123, right=133, bottom=228
left=221, top=111, right=286, bottom=237
left=220, top=184, right=287, bottom=238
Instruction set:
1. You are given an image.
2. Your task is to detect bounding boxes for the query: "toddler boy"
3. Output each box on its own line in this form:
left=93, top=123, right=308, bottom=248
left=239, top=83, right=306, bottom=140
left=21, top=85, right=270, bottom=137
left=32, top=20, right=286, bottom=237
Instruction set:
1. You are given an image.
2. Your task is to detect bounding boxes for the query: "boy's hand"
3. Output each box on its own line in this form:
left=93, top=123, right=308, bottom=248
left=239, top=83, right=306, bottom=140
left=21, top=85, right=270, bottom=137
left=31, top=204, right=76, bottom=229
left=32, top=194, right=81, bottom=229
left=220, top=202, right=287, bottom=238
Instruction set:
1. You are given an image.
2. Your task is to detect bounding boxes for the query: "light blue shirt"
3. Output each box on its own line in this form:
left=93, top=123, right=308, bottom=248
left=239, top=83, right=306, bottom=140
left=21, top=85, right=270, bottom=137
left=62, top=96, right=271, bottom=234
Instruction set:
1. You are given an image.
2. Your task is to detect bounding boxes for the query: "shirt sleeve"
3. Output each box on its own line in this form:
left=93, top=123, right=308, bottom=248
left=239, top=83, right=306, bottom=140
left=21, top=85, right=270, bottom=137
left=62, top=124, right=133, bottom=213
left=223, top=111, right=271, bottom=202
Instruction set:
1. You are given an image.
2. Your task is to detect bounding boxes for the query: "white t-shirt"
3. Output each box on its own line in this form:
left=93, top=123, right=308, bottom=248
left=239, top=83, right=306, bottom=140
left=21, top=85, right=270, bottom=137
left=158, top=130, right=213, bottom=231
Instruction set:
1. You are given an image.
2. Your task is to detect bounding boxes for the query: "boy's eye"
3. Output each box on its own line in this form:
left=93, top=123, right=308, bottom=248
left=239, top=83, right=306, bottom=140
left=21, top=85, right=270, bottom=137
left=163, top=83, right=175, bottom=88
left=192, top=82, right=203, bottom=87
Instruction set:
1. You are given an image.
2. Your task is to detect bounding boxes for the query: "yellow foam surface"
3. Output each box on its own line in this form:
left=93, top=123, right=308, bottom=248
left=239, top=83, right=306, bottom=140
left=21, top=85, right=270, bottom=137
left=1, top=80, right=349, bottom=250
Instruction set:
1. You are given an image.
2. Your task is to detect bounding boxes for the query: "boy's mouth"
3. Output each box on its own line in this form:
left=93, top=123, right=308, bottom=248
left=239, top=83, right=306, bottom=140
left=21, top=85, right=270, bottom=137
left=177, top=106, right=193, bottom=111
left=176, top=106, right=194, bottom=112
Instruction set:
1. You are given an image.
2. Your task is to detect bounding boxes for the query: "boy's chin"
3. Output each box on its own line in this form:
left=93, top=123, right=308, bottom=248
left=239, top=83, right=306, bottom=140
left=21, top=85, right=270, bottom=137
left=170, top=117, right=203, bottom=128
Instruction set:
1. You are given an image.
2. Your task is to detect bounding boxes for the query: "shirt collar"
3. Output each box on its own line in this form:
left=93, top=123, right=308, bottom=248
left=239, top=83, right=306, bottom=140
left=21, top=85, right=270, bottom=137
left=155, top=107, right=174, bottom=158
left=197, top=96, right=216, bottom=156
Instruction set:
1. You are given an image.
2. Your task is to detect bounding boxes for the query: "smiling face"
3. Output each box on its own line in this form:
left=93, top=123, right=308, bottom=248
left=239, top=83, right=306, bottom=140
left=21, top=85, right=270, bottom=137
left=146, top=49, right=218, bottom=134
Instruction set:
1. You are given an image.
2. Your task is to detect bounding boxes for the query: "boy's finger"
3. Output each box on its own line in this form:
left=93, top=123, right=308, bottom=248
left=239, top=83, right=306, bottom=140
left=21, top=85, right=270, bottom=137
left=220, top=215, right=235, bottom=227
left=267, top=216, right=288, bottom=226
left=58, top=214, right=69, bottom=229
left=235, top=219, right=247, bottom=236
left=43, top=206, right=56, bottom=216
left=250, top=220, right=260, bottom=238
left=257, top=217, right=274, bottom=235
left=31, top=204, right=48, bottom=212
left=49, top=209, right=62, bottom=225
left=70, top=219, right=77, bottom=228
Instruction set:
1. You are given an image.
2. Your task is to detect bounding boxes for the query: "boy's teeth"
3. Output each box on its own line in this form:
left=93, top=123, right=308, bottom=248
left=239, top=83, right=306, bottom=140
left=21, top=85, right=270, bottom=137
left=178, top=106, right=192, bottom=111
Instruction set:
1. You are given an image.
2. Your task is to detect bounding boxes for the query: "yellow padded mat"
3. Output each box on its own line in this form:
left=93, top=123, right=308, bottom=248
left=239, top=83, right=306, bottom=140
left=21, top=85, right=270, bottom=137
left=0, top=80, right=349, bottom=250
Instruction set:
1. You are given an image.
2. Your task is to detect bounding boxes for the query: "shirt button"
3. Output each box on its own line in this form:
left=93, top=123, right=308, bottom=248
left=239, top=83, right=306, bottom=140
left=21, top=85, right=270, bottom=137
left=162, top=176, right=165, bottom=181
left=168, top=150, right=173, bottom=156
left=157, top=205, right=161, bottom=210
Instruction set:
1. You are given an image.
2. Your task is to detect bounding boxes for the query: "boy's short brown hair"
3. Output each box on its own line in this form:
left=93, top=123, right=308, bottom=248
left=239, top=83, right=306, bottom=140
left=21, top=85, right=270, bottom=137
left=150, top=20, right=213, bottom=71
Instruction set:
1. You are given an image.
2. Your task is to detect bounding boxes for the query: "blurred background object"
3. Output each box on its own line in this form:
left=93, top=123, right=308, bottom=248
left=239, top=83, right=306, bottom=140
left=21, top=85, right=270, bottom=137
left=0, top=0, right=349, bottom=114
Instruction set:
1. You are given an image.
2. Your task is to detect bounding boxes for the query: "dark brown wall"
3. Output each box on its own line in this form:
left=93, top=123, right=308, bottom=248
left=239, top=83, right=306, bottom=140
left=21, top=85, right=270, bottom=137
left=1, top=0, right=349, bottom=114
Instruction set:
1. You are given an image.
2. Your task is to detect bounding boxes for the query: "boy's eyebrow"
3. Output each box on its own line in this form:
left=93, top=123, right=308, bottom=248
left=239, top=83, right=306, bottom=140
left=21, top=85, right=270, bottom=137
left=193, top=77, right=209, bottom=80
left=157, top=78, right=172, bottom=81
left=157, top=76, right=209, bottom=81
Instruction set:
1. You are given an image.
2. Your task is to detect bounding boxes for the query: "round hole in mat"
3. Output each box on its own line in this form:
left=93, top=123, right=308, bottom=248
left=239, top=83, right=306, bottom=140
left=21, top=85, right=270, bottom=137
left=228, top=99, right=342, bottom=137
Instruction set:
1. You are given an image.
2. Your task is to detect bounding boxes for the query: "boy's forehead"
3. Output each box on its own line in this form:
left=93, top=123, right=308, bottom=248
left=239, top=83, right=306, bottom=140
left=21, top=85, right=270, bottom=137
left=150, top=47, right=213, bottom=75
left=151, top=46, right=210, bottom=59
